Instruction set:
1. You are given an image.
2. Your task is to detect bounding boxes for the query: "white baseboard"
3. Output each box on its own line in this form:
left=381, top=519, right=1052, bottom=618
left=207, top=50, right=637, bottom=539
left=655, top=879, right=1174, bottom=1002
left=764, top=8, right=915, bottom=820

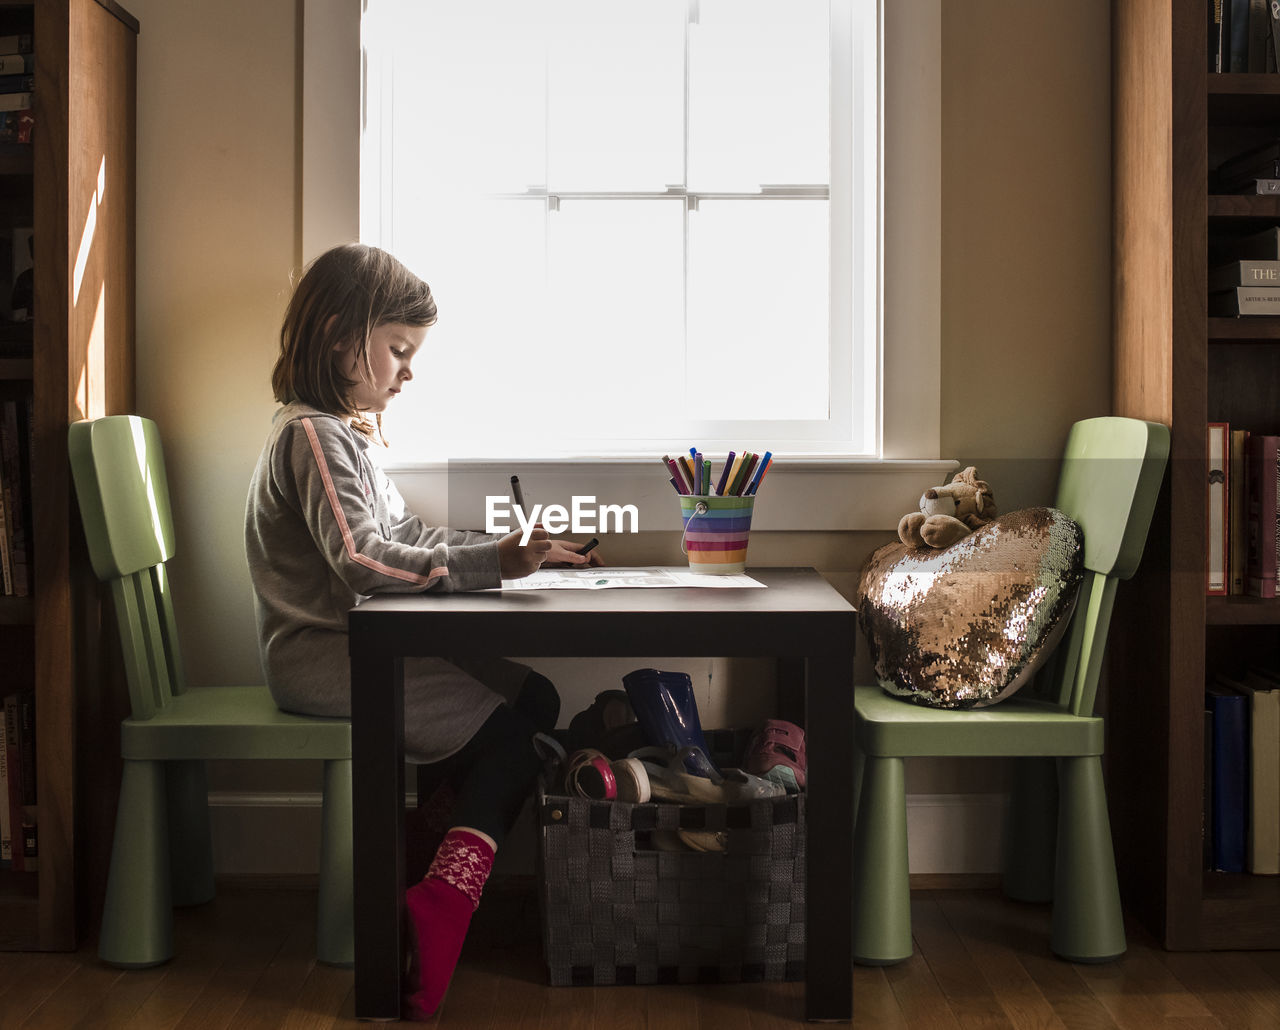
left=208, top=790, right=1006, bottom=879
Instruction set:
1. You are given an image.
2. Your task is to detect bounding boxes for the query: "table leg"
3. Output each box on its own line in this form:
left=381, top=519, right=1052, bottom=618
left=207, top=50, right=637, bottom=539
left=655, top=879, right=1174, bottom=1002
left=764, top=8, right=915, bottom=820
left=352, top=652, right=406, bottom=1021
left=804, top=653, right=854, bottom=1022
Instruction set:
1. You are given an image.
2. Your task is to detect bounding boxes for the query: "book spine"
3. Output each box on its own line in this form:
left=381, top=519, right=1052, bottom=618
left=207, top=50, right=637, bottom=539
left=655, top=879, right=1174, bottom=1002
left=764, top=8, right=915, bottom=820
left=1232, top=0, right=1253, bottom=71
left=1208, top=687, right=1249, bottom=873
left=1272, top=0, right=1280, bottom=70
left=0, top=54, right=33, bottom=75
left=1246, top=435, right=1280, bottom=598
left=0, top=713, right=10, bottom=866
left=1231, top=429, right=1250, bottom=594
left=0, top=93, right=32, bottom=112
left=1209, top=423, right=1229, bottom=595
left=1, top=400, right=26, bottom=596
left=1209, top=286, right=1280, bottom=315
left=3, top=695, right=22, bottom=872
left=0, top=73, right=33, bottom=95
left=1212, top=0, right=1226, bottom=72
left=0, top=467, right=11, bottom=596
left=0, top=36, right=33, bottom=55
left=1209, top=260, right=1280, bottom=291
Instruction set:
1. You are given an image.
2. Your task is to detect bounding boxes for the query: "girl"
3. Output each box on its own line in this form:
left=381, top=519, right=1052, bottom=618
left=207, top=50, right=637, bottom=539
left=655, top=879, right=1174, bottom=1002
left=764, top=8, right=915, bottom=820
left=245, top=243, right=599, bottom=1019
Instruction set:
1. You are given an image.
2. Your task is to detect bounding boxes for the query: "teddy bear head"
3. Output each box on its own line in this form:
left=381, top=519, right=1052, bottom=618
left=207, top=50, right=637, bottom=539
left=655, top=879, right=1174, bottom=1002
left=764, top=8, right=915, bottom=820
left=897, top=466, right=997, bottom=549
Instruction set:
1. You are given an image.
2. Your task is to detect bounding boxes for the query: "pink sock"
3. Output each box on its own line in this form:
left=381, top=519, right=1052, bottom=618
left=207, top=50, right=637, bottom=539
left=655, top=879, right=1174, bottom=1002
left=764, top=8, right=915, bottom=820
left=403, top=828, right=494, bottom=1020
left=405, top=782, right=457, bottom=885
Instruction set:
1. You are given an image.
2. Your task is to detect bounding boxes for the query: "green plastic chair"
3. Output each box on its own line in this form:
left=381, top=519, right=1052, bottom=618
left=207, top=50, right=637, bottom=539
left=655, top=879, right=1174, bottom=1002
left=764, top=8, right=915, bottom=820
left=852, top=416, right=1170, bottom=965
left=69, top=416, right=353, bottom=968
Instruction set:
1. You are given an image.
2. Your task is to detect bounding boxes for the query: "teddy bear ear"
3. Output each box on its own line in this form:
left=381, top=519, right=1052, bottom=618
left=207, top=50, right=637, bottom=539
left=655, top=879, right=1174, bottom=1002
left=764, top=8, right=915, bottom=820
left=953, top=466, right=978, bottom=485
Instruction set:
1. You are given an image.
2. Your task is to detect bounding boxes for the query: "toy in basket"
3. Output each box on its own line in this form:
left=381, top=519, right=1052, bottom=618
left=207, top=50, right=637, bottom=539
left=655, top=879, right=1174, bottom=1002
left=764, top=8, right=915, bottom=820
left=535, top=669, right=807, bottom=986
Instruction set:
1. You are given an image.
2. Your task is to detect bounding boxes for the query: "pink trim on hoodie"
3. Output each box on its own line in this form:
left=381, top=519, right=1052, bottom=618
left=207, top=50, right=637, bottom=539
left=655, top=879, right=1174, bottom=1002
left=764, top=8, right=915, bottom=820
left=301, top=417, right=447, bottom=586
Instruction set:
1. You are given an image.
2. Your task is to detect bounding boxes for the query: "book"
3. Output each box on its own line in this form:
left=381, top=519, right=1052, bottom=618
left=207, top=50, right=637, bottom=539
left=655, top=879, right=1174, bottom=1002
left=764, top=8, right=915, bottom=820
left=1207, top=682, right=1250, bottom=873
left=1250, top=0, right=1271, bottom=69
left=0, top=35, right=32, bottom=55
left=1213, top=138, right=1280, bottom=193
left=1210, top=260, right=1280, bottom=291
left=1205, top=704, right=1215, bottom=869
left=1231, top=429, right=1250, bottom=594
left=1245, top=434, right=1279, bottom=598
left=1209, top=286, right=1280, bottom=315
left=0, top=711, right=9, bottom=866
left=1219, top=673, right=1280, bottom=874
left=1232, top=0, right=1252, bottom=70
left=1214, top=226, right=1280, bottom=264
left=0, top=92, right=31, bottom=112
left=0, top=465, right=10, bottom=596
left=1272, top=0, right=1280, bottom=69
left=17, top=693, right=35, bottom=868
left=1208, top=423, right=1229, bottom=595
left=0, top=108, right=34, bottom=145
left=1212, top=0, right=1227, bottom=71
left=1, top=400, right=28, bottom=596
left=2, top=694, right=21, bottom=871
left=0, top=73, right=33, bottom=94
left=0, top=54, right=32, bottom=75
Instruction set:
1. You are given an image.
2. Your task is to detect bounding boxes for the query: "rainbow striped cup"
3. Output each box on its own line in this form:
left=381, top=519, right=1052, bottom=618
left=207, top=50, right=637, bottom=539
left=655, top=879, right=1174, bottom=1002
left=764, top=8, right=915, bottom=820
left=679, top=494, right=755, bottom=574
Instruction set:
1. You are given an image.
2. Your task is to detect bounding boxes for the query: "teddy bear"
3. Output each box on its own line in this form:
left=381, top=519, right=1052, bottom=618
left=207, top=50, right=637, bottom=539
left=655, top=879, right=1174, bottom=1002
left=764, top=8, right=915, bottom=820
left=897, top=466, right=997, bottom=549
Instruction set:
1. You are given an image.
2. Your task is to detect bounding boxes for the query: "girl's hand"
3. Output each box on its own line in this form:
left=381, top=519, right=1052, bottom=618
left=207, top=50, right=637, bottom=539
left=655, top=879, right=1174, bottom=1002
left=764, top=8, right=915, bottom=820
left=543, top=539, right=605, bottom=569
left=497, top=526, right=553, bottom=579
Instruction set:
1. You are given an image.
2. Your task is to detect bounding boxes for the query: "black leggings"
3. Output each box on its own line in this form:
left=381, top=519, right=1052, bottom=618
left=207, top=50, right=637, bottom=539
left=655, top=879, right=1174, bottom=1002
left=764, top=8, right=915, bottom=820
left=416, top=670, right=560, bottom=847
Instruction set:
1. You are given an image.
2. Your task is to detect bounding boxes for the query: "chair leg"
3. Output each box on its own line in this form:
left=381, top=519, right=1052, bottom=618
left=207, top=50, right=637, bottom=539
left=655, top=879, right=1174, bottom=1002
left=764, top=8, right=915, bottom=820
left=317, top=758, right=354, bottom=967
left=166, top=759, right=216, bottom=907
left=1051, top=756, right=1126, bottom=962
left=100, top=759, right=174, bottom=968
left=1003, top=756, right=1058, bottom=903
left=852, top=755, right=912, bottom=965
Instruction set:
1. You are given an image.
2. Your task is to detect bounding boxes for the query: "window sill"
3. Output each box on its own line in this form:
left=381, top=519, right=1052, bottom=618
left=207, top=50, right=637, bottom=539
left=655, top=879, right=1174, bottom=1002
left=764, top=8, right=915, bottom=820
left=382, top=456, right=959, bottom=533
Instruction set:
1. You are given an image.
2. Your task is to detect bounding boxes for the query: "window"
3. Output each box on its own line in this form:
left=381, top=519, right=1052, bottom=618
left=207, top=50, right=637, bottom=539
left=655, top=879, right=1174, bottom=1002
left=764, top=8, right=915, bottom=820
left=360, top=0, right=878, bottom=461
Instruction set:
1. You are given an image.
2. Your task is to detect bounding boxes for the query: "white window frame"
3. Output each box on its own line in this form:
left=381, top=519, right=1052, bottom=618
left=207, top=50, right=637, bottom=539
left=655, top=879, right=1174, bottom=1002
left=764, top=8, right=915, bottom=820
left=300, top=0, right=949, bottom=531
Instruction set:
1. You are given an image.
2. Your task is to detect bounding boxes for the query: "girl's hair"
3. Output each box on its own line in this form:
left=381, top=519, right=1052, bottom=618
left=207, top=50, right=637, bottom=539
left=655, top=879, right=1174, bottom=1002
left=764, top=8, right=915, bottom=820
left=273, top=243, right=437, bottom=438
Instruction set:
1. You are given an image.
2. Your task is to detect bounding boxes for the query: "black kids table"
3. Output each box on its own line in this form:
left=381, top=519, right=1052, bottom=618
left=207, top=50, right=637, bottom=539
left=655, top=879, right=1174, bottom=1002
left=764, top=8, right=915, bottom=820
left=349, top=566, right=856, bottom=1022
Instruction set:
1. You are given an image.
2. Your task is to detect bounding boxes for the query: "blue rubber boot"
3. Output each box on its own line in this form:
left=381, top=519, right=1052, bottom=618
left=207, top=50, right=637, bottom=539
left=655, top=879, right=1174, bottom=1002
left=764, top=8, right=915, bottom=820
left=621, top=668, right=721, bottom=777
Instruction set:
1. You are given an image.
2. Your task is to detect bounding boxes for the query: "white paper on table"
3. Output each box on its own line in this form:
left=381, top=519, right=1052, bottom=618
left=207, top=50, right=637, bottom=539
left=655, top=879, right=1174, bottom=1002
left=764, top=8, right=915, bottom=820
left=498, top=566, right=765, bottom=590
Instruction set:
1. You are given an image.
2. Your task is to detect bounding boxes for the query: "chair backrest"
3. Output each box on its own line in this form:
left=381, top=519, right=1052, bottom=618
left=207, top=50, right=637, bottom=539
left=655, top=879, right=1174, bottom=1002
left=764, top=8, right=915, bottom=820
left=1038, top=416, right=1170, bottom=716
left=69, top=416, right=186, bottom=719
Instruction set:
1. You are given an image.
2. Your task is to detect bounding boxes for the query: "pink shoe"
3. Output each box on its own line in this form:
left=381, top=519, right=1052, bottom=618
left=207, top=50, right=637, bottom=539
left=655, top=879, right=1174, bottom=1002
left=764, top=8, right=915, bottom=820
left=744, top=719, right=806, bottom=792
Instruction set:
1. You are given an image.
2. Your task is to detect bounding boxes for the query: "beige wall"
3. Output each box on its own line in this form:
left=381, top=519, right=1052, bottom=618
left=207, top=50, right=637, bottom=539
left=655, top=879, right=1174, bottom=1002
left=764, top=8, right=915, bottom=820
left=123, top=0, right=1111, bottom=849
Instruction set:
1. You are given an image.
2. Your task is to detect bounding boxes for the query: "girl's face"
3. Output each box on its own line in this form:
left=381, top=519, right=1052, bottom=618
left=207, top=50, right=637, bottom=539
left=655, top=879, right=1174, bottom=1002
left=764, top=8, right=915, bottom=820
left=340, top=322, right=428, bottom=416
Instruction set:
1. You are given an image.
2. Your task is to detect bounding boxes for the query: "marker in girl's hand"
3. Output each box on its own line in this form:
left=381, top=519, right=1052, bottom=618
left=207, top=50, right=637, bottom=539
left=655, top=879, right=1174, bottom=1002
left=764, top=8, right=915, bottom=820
left=578, top=537, right=599, bottom=557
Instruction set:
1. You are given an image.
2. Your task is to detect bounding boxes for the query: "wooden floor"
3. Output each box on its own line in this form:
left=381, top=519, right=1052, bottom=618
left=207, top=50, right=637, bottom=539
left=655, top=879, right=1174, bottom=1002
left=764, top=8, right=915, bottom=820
left=2, top=883, right=1280, bottom=1029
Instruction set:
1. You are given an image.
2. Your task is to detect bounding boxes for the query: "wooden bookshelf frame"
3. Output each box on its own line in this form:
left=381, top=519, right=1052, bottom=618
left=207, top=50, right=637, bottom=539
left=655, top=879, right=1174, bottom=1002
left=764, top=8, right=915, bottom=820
left=1111, top=0, right=1280, bottom=952
left=0, top=0, right=136, bottom=953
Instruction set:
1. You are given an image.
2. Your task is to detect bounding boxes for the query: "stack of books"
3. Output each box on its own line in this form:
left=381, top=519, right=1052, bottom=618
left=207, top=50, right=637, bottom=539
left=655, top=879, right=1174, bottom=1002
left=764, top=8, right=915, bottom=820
left=1206, top=666, right=1280, bottom=875
left=1206, top=424, right=1279, bottom=599
left=0, top=31, right=32, bottom=146
left=0, top=691, right=36, bottom=872
left=1209, top=228, right=1280, bottom=316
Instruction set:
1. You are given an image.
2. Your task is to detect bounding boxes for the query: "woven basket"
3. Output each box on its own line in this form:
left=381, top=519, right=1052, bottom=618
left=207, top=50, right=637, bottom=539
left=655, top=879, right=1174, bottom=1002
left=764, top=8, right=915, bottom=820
left=536, top=732, right=805, bottom=986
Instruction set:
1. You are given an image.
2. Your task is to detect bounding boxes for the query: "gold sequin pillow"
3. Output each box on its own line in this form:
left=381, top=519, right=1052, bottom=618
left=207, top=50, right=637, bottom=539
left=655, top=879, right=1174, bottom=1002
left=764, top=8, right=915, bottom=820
left=856, top=507, right=1085, bottom=709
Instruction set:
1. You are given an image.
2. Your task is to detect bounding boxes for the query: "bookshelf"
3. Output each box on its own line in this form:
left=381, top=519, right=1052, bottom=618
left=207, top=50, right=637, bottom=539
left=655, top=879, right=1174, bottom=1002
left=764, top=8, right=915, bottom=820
left=1111, top=1, right=1280, bottom=951
left=0, top=0, right=136, bottom=952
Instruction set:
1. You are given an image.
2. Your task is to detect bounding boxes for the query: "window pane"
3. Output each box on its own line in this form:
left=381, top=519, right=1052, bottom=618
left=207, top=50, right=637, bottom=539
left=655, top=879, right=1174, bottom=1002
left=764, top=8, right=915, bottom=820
left=547, top=200, right=684, bottom=438
left=689, top=0, right=829, bottom=190
left=547, top=0, right=685, bottom=191
left=382, top=198, right=546, bottom=456
left=392, top=2, right=545, bottom=193
left=687, top=199, right=828, bottom=421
